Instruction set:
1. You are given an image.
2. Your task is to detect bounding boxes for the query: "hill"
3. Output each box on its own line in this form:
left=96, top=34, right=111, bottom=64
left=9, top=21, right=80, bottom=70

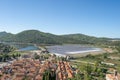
left=61, top=34, right=110, bottom=44
left=0, top=30, right=111, bottom=44
left=0, top=30, right=62, bottom=44
left=0, top=31, right=13, bottom=38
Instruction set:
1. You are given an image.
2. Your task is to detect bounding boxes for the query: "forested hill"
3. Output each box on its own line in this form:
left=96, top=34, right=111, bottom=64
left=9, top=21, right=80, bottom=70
left=0, top=31, right=13, bottom=38
left=0, top=30, right=111, bottom=44
left=61, top=34, right=111, bottom=44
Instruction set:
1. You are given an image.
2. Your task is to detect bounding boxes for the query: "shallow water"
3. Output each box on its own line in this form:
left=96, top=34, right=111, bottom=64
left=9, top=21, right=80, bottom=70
left=46, top=44, right=101, bottom=55
left=1, top=42, right=39, bottom=51
left=18, top=46, right=39, bottom=51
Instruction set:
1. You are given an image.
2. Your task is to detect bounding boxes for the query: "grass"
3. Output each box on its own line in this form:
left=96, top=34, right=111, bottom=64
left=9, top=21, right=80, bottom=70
left=70, top=51, right=120, bottom=73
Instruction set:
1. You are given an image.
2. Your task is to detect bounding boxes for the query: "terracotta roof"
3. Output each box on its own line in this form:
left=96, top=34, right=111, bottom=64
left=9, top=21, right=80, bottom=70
left=35, top=75, right=42, bottom=80
left=106, top=74, right=120, bottom=80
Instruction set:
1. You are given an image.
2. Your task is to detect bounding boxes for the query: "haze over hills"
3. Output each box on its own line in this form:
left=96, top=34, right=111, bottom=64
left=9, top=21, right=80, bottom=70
left=0, top=30, right=114, bottom=44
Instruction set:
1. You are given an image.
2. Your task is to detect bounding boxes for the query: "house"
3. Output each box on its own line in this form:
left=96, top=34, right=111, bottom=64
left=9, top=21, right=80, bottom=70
left=106, top=71, right=120, bottom=80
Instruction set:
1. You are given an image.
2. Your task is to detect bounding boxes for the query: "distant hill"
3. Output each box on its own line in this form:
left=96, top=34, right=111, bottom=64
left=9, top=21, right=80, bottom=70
left=0, top=31, right=14, bottom=42
left=0, top=30, right=111, bottom=44
left=0, top=30, right=61, bottom=44
left=61, top=34, right=111, bottom=44
left=111, top=38, right=120, bottom=40
left=0, top=31, right=12, bottom=37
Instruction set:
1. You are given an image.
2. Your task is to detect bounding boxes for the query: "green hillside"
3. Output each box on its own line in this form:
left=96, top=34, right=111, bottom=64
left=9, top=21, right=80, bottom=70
left=0, top=31, right=8, bottom=37
left=0, top=31, right=13, bottom=38
left=61, top=34, right=110, bottom=44
left=0, top=30, right=111, bottom=44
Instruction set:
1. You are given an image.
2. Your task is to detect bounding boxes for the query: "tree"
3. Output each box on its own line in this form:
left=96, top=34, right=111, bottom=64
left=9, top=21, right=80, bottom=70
left=103, top=53, right=108, bottom=59
left=12, top=54, right=16, bottom=58
left=34, top=54, right=40, bottom=59
left=94, top=61, right=101, bottom=72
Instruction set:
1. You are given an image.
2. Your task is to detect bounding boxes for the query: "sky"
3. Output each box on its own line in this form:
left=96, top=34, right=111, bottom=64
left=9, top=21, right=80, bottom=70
left=0, top=0, right=120, bottom=38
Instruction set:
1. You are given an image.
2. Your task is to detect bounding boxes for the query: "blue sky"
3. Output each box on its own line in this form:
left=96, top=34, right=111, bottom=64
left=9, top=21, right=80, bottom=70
left=0, top=0, right=120, bottom=38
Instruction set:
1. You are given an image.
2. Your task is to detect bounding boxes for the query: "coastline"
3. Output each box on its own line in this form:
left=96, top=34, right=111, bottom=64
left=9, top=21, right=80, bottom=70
left=52, top=48, right=105, bottom=57
left=65, top=48, right=101, bottom=54
left=67, top=50, right=105, bottom=57
left=46, top=44, right=104, bottom=57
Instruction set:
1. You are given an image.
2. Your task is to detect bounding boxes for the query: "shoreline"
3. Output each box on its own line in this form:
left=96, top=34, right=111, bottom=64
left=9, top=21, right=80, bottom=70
left=67, top=50, right=105, bottom=57
left=46, top=45, right=103, bottom=57
left=65, top=48, right=101, bottom=54
left=52, top=49, right=105, bottom=57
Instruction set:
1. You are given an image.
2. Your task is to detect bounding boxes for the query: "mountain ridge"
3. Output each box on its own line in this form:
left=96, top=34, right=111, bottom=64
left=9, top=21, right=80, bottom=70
left=0, top=30, right=113, bottom=44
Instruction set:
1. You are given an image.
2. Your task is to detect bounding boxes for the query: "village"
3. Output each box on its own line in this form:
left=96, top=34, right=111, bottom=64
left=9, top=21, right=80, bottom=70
left=0, top=51, right=75, bottom=80
left=0, top=52, right=120, bottom=80
left=0, top=43, right=120, bottom=80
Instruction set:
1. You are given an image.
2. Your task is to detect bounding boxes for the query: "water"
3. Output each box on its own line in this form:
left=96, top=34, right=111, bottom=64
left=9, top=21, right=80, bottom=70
left=18, top=46, right=39, bottom=51
left=1, top=42, right=101, bottom=52
left=46, top=44, right=101, bottom=55
left=0, top=42, right=39, bottom=51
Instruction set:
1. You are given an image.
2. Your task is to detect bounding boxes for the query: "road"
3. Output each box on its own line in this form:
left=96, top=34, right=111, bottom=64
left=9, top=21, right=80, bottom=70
left=70, top=60, right=95, bottom=65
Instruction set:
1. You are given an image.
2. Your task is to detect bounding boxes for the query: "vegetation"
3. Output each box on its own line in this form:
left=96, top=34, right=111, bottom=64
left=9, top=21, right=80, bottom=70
left=69, top=61, right=107, bottom=80
left=43, top=69, right=56, bottom=80
left=0, top=30, right=120, bottom=80
left=0, top=43, right=15, bottom=53
left=0, top=52, right=21, bottom=62
left=61, top=34, right=110, bottom=44
left=0, top=30, right=112, bottom=45
left=0, top=43, right=21, bottom=62
left=34, top=53, right=51, bottom=60
left=70, top=49, right=120, bottom=80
